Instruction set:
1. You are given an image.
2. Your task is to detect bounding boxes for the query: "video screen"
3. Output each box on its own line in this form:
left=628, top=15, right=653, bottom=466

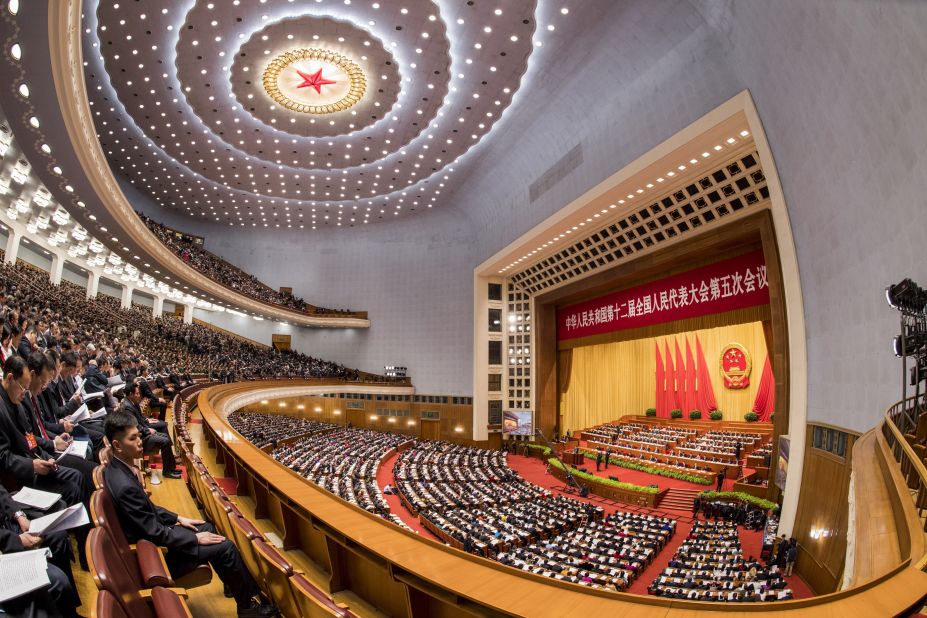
left=503, top=410, right=534, bottom=436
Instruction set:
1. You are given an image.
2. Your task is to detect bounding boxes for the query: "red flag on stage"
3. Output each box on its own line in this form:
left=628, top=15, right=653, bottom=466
left=674, top=339, right=686, bottom=413
left=685, top=337, right=698, bottom=413
left=752, top=355, right=775, bottom=422
left=655, top=341, right=667, bottom=418
left=664, top=341, right=679, bottom=414
left=696, top=335, right=718, bottom=413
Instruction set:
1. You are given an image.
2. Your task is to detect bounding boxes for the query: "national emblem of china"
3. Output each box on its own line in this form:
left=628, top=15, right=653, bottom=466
left=720, top=343, right=751, bottom=389
left=262, top=48, right=366, bottom=115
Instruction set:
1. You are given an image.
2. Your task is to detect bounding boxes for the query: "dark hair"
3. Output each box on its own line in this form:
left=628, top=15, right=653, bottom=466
left=26, top=351, right=53, bottom=375
left=61, top=351, right=78, bottom=368
left=124, top=381, right=140, bottom=398
left=8, top=322, right=21, bottom=337
left=104, top=409, right=137, bottom=442
left=2, top=355, right=27, bottom=380
left=1, top=322, right=12, bottom=343
left=45, top=348, right=60, bottom=364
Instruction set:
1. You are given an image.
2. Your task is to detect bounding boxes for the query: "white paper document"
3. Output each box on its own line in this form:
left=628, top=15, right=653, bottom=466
left=81, top=391, right=105, bottom=401
left=11, top=487, right=61, bottom=511
left=0, top=549, right=52, bottom=603
left=56, top=441, right=90, bottom=461
left=28, top=504, right=90, bottom=536
left=68, top=403, right=90, bottom=423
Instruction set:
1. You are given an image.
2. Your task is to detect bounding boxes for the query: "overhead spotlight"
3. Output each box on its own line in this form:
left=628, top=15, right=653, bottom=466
left=886, top=278, right=927, bottom=313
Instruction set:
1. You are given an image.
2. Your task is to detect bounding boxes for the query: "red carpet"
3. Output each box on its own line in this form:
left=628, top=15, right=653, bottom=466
left=376, top=451, right=439, bottom=541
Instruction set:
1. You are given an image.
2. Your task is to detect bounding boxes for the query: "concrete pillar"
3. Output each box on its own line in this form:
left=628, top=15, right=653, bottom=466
left=152, top=296, right=164, bottom=319
left=120, top=284, right=134, bottom=310
left=49, top=251, right=65, bottom=285
left=183, top=303, right=194, bottom=324
left=86, top=270, right=100, bottom=299
left=3, top=228, right=20, bottom=264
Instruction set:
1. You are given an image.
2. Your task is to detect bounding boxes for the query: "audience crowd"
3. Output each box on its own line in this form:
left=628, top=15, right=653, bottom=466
left=649, top=520, right=793, bottom=601
left=139, top=213, right=353, bottom=316
left=227, top=410, right=335, bottom=449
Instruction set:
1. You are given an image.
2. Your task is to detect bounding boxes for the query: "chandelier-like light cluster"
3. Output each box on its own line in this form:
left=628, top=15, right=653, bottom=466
left=262, top=48, right=366, bottom=115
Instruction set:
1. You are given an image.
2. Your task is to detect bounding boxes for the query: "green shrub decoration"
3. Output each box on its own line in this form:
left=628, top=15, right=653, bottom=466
left=547, top=458, right=660, bottom=494
left=697, top=490, right=777, bottom=511
left=710, top=411, right=723, bottom=421
left=580, top=450, right=711, bottom=485
left=689, top=410, right=702, bottom=420
left=670, top=409, right=683, bottom=419
left=525, top=444, right=552, bottom=456
left=645, top=408, right=657, bottom=417
left=744, top=412, right=759, bottom=422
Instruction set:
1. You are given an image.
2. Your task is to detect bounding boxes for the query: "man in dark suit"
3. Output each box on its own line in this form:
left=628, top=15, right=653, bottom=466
left=103, top=410, right=277, bottom=618
left=0, top=356, right=86, bottom=507
left=117, top=381, right=181, bottom=479
left=0, top=485, right=80, bottom=617
left=137, top=362, right=167, bottom=421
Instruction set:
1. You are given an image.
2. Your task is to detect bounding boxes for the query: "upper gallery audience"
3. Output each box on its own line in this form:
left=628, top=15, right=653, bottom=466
left=138, top=213, right=353, bottom=316
left=0, top=260, right=368, bottom=382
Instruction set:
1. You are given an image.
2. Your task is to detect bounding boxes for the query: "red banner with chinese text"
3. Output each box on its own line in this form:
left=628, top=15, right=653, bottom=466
left=557, top=250, right=769, bottom=340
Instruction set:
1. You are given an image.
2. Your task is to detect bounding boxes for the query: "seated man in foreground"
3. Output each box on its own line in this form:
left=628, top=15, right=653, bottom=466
left=102, top=410, right=277, bottom=618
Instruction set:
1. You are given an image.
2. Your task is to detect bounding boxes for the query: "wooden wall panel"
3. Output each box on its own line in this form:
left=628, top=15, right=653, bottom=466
left=792, top=424, right=857, bottom=594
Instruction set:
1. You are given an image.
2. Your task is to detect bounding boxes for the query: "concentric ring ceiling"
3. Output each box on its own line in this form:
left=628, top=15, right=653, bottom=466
left=81, top=0, right=572, bottom=230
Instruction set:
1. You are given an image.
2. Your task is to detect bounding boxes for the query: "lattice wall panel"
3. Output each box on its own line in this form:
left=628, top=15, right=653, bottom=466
left=509, top=150, right=769, bottom=296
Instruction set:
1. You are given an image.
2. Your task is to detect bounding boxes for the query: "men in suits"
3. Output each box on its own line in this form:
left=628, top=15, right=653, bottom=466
left=155, top=370, right=176, bottom=400
left=22, top=353, right=97, bottom=493
left=117, top=381, right=181, bottom=479
left=0, top=356, right=87, bottom=507
left=0, top=485, right=80, bottom=617
left=103, top=410, right=277, bottom=618
left=38, top=351, right=106, bottom=460
left=136, top=361, right=167, bottom=421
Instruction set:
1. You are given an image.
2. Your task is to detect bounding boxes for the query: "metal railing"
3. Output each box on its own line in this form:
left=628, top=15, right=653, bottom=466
left=881, top=397, right=927, bottom=570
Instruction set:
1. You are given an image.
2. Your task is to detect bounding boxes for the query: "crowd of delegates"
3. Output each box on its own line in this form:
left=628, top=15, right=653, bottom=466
left=272, top=428, right=408, bottom=516
left=498, top=512, right=676, bottom=591
left=227, top=410, right=335, bottom=449
left=138, top=212, right=353, bottom=316
left=0, top=261, right=286, bottom=615
left=681, top=431, right=764, bottom=459
left=1, top=260, right=367, bottom=382
left=394, top=442, right=550, bottom=512
left=649, top=520, right=793, bottom=601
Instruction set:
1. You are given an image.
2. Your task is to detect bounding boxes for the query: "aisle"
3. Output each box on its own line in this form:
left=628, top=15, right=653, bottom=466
left=376, top=451, right=440, bottom=541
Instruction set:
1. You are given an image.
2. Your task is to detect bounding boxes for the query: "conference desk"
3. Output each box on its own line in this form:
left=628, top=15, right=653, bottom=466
left=194, top=381, right=927, bottom=617
left=561, top=451, right=585, bottom=465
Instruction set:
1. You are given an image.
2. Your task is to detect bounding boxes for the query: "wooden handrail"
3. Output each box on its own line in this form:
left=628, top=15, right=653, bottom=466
left=193, top=382, right=927, bottom=616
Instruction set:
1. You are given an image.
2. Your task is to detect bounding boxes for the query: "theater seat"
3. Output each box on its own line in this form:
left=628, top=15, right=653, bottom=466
left=87, top=527, right=187, bottom=616
left=93, top=586, right=192, bottom=618
left=90, top=488, right=213, bottom=590
left=92, top=464, right=107, bottom=490
left=252, top=539, right=302, bottom=618
left=289, top=573, right=353, bottom=618
left=228, top=513, right=266, bottom=591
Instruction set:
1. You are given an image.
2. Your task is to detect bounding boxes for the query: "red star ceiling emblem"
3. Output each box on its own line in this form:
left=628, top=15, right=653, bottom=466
left=295, top=68, right=337, bottom=94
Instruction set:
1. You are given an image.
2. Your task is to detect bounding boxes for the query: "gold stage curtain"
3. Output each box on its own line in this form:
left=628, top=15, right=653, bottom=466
left=561, top=321, right=767, bottom=431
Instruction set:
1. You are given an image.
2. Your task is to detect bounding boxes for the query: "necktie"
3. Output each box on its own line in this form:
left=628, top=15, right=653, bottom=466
left=29, top=394, right=49, bottom=440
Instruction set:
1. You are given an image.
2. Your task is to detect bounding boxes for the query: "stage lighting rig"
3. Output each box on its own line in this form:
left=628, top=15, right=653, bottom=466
left=886, top=278, right=927, bottom=314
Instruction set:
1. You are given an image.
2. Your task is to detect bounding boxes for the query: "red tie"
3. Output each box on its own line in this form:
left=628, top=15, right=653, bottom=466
left=29, top=394, right=49, bottom=440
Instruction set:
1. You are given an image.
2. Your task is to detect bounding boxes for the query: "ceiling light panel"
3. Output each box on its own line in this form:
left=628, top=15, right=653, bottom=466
left=82, top=0, right=573, bottom=228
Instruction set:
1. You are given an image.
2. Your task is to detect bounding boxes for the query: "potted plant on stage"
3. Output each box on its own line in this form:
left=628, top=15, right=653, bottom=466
left=645, top=408, right=657, bottom=417
left=710, top=410, right=723, bottom=421
left=744, top=412, right=759, bottom=422
left=670, top=409, right=683, bottom=419
left=689, top=409, right=702, bottom=420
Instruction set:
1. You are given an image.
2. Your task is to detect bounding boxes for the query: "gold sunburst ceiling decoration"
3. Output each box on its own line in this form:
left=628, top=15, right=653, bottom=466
left=262, top=48, right=366, bottom=115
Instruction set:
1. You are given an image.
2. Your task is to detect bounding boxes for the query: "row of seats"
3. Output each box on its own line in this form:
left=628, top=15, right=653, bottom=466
left=85, top=387, right=355, bottom=618
left=227, top=410, right=336, bottom=449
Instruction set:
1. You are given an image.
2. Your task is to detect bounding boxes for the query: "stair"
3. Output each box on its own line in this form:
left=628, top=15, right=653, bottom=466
left=658, top=487, right=702, bottom=511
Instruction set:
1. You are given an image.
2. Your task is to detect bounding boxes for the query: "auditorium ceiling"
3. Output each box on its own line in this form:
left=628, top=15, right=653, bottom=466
left=81, top=0, right=579, bottom=229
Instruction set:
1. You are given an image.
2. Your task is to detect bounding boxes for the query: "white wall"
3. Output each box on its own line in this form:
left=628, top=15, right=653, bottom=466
left=119, top=0, right=927, bottom=431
